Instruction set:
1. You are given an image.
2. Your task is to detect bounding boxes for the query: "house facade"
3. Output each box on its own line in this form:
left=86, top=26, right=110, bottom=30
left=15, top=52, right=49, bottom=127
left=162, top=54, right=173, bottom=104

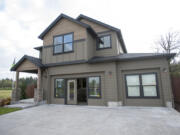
left=11, top=14, right=175, bottom=107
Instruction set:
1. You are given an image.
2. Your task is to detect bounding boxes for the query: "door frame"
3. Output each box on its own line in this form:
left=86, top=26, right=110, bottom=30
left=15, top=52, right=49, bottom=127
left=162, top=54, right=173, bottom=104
left=65, top=77, right=88, bottom=105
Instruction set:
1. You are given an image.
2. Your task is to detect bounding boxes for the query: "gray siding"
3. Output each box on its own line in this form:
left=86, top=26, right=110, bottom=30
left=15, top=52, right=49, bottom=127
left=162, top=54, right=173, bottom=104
left=117, top=58, right=173, bottom=107
left=41, top=57, right=173, bottom=107
left=94, top=31, right=121, bottom=57
left=42, top=40, right=86, bottom=64
left=42, top=62, right=118, bottom=106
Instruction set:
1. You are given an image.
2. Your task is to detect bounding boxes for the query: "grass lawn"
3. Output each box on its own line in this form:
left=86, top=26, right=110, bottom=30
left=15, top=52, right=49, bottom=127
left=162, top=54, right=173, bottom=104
left=0, top=107, right=21, bottom=115
left=0, top=90, right=12, bottom=99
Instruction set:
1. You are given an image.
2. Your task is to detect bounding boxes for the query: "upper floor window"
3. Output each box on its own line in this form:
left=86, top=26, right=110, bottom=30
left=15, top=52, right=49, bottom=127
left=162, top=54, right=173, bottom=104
left=97, top=35, right=111, bottom=49
left=53, top=33, right=73, bottom=54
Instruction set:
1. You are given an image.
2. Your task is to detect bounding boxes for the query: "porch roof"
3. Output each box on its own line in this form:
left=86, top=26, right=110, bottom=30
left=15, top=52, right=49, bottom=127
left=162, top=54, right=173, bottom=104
left=10, top=55, right=44, bottom=73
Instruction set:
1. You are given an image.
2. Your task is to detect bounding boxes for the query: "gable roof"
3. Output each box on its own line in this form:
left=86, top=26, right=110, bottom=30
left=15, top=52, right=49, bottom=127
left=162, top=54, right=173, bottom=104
left=76, top=14, right=127, bottom=53
left=11, top=55, right=44, bottom=71
left=38, top=13, right=98, bottom=40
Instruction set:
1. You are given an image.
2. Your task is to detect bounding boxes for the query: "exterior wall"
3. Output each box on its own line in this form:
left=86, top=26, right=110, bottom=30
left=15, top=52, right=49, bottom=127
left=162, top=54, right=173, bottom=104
left=117, top=58, right=173, bottom=107
left=86, top=31, right=95, bottom=59
left=80, top=18, right=124, bottom=55
left=16, top=59, right=37, bottom=71
left=41, top=17, right=124, bottom=65
left=42, top=40, right=86, bottom=64
left=42, top=18, right=88, bottom=64
left=95, top=31, right=120, bottom=56
left=42, top=62, right=118, bottom=106
left=43, top=18, right=87, bottom=45
left=41, top=57, right=173, bottom=107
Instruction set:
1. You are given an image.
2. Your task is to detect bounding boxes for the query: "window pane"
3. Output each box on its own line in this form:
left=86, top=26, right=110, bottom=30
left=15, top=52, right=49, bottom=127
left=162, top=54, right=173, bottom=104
left=64, top=43, right=73, bottom=52
left=103, top=36, right=110, bottom=47
left=64, top=34, right=73, bottom=43
left=126, top=75, right=140, bottom=85
left=55, top=79, right=65, bottom=98
left=89, top=88, right=101, bottom=97
left=98, top=35, right=110, bottom=48
left=88, top=77, right=100, bottom=97
left=127, top=86, right=140, bottom=97
left=54, top=45, right=62, bottom=53
left=54, top=36, right=63, bottom=45
left=88, top=77, right=100, bottom=88
left=142, top=74, right=156, bottom=85
left=143, top=86, right=157, bottom=97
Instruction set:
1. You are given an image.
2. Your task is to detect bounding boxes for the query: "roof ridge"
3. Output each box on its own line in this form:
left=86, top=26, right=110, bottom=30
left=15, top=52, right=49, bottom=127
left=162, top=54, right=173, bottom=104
left=76, top=14, right=121, bottom=32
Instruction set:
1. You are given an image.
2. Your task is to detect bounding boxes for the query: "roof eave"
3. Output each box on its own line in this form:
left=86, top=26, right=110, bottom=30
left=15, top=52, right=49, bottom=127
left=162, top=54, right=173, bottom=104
left=38, top=13, right=98, bottom=40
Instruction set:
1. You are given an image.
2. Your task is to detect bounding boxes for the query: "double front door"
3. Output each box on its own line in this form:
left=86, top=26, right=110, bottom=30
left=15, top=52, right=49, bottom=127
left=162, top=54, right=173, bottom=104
left=66, top=79, right=77, bottom=105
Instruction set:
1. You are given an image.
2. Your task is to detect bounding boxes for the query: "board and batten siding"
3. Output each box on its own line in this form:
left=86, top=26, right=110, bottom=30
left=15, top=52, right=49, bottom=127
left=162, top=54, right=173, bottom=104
left=16, top=59, right=37, bottom=71
left=42, top=62, right=118, bottom=106
left=42, top=40, right=86, bottom=64
left=43, top=18, right=87, bottom=46
left=117, top=58, right=173, bottom=107
left=41, top=18, right=88, bottom=64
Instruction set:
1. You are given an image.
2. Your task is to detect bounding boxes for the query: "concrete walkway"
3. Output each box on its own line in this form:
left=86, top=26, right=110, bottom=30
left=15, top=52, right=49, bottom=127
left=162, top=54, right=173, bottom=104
left=0, top=105, right=180, bottom=135
left=5, top=98, right=36, bottom=109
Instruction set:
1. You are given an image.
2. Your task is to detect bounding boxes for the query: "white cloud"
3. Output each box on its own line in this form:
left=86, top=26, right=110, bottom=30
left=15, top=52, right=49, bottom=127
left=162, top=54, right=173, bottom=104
left=0, top=0, right=180, bottom=79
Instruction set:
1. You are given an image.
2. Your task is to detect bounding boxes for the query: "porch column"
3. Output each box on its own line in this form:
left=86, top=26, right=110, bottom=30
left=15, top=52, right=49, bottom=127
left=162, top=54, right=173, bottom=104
left=11, top=71, right=21, bottom=104
left=34, top=68, right=43, bottom=104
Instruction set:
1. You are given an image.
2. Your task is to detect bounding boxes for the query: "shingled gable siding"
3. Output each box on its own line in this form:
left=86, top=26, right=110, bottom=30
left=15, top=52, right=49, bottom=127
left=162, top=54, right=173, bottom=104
left=117, top=58, right=173, bottom=107
left=42, top=18, right=88, bottom=64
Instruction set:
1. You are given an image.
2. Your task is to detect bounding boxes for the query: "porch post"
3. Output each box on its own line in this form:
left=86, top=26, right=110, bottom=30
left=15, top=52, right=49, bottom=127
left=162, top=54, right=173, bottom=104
left=11, top=71, right=21, bottom=104
left=34, top=68, right=43, bottom=104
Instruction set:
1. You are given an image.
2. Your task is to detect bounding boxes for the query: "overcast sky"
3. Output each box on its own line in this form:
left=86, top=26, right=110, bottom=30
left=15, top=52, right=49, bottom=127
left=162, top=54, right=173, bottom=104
left=0, top=0, right=180, bottom=79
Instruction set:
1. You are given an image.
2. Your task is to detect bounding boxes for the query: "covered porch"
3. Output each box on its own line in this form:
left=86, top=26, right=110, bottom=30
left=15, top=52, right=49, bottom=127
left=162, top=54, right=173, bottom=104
left=10, top=55, right=44, bottom=105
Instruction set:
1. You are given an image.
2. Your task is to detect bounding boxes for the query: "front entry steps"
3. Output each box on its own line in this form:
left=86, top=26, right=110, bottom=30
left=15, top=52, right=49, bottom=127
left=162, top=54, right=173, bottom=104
left=5, top=98, right=37, bottom=109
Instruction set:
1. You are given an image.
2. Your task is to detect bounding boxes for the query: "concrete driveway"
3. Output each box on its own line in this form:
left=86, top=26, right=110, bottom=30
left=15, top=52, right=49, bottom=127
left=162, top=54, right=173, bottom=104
left=0, top=105, right=180, bottom=135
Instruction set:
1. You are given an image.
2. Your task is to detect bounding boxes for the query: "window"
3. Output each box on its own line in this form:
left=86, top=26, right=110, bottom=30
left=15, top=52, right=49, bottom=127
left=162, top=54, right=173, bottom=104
left=126, top=75, right=140, bottom=97
left=142, top=74, right=157, bottom=97
left=97, top=35, right=111, bottom=49
left=55, top=79, right=65, bottom=98
left=88, top=77, right=101, bottom=98
left=53, top=33, right=73, bottom=54
left=125, top=73, right=158, bottom=98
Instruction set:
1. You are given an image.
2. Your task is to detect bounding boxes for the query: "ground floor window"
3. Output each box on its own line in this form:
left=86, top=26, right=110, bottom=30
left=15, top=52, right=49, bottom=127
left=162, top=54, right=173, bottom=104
left=88, top=76, right=101, bottom=98
left=55, top=79, right=65, bottom=98
left=125, top=73, right=158, bottom=98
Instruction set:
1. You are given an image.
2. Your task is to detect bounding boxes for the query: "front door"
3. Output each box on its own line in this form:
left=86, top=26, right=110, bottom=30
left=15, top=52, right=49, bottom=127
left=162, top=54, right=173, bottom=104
left=67, top=79, right=77, bottom=105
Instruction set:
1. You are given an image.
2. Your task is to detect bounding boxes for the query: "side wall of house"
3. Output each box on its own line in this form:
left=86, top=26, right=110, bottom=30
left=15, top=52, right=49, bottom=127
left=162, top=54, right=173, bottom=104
left=117, top=58, right=173, bottom=107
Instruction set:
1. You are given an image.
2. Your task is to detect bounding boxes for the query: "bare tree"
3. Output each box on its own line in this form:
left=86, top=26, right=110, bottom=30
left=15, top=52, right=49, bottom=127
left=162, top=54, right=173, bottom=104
left=155, top=31, right=180, bottom=63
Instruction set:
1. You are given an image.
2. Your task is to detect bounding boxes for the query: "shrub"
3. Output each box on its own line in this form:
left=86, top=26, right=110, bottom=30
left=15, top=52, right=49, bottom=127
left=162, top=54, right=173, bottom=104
left=0, top=98, right=11, bottom=107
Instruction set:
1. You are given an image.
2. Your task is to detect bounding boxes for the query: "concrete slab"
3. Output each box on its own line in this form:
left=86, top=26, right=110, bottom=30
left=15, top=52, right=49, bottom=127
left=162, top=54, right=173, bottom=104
left=18, top=98, right=34, bottom=104
left=5, top=98, right=36, bottom=109
left=5, top=103, right=36, bottom=109
left=0, top=105, right=180, bottom=135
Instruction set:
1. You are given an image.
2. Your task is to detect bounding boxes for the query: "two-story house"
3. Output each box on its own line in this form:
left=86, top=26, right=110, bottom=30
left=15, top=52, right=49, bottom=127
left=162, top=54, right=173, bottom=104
left=11, top=14, right=175, bottom=107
